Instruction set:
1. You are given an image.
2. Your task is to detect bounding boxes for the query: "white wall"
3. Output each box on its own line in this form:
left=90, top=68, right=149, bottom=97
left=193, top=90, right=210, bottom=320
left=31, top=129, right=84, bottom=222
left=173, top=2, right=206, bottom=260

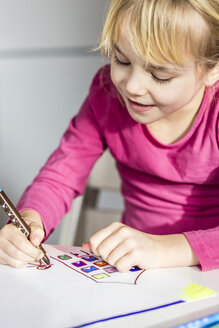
left=0, top=0, right=109, bottom=243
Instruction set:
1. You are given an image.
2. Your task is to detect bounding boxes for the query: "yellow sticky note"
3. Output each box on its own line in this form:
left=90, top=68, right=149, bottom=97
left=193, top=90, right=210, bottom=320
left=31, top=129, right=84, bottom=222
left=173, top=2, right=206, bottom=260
left=180, top=283, right=217, bottom=301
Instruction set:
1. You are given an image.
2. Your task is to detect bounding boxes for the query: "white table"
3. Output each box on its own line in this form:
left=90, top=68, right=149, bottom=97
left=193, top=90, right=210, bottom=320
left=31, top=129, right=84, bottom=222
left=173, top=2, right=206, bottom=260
left=0, top=244, right=218, bottom=328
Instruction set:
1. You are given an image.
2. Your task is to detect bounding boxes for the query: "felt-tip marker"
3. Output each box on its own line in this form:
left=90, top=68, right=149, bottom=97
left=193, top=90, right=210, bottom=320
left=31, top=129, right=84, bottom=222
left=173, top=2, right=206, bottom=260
left=0, top=188, right=50, bottom=265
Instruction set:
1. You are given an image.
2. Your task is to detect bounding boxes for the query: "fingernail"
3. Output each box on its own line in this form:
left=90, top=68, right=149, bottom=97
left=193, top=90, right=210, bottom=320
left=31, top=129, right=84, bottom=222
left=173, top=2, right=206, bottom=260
left=82, top=242, right=88, bottom=249
left=82, top=242, right=92, bottom=252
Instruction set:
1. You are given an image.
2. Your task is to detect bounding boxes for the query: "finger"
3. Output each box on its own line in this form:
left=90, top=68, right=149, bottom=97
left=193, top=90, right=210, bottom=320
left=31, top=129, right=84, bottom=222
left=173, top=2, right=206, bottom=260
left=96, top=230, right=124, bottom=261
left=28, top=222, right=45, bottom=247
left=1, top=221, right=43, bottom=259
left=0, top=247, right=29, bottom=268
left=115, top=252, right=135, bottom=272
left=0, top=223, right=42, bottom=265
left=106, top=242, right=129, bottom=267
left=8, top=227, right=43, bottom=260
left=82, top=242, right=91, bottom=252
left=89, top=222, right=123, bottom=255
left=1, top=238, right=37, bottom=263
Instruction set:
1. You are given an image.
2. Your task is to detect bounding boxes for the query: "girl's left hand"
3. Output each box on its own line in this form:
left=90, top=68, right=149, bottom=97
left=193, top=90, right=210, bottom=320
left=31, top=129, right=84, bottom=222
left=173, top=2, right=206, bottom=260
left=82, top=222, right=199, bottom=272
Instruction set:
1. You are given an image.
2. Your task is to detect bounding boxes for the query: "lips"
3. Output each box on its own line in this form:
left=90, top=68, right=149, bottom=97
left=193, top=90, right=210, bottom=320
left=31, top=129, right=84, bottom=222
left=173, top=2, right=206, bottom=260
left=128, top=98, right=155, bottom=112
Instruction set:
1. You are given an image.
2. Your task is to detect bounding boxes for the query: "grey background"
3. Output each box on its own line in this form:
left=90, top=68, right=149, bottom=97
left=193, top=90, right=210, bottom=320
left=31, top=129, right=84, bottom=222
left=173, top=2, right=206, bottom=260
left=0, top=0, right=120, bottom=243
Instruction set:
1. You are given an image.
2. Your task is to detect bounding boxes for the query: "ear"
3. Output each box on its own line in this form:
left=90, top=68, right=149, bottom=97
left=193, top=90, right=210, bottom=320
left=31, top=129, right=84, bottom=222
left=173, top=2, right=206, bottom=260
left=204, top=64, right=219, bottom=86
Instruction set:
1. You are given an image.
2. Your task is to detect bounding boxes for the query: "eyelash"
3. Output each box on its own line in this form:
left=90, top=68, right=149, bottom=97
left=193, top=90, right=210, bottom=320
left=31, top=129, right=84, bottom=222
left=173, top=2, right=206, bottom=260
left=113, top=55, right=130, bottom=66
left=112, top=55, right=172, bottom=85
left=151, top=73, right=172, bottom=85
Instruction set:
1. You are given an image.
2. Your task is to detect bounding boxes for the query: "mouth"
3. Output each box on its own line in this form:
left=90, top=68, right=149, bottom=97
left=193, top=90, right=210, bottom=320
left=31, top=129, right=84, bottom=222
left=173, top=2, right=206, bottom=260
left=128, top=98, right=155, bottom=112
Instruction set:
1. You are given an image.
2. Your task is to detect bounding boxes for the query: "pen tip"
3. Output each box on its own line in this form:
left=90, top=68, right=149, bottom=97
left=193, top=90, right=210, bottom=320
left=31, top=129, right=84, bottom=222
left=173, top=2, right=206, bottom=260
left=43, top=257, right=50, bottom=265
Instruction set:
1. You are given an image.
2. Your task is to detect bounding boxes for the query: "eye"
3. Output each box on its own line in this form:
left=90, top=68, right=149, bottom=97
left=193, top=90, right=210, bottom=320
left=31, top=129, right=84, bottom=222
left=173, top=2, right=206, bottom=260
left=113, top=54, right=130, bottom=66
left=151, top=73, right=172, bottom=84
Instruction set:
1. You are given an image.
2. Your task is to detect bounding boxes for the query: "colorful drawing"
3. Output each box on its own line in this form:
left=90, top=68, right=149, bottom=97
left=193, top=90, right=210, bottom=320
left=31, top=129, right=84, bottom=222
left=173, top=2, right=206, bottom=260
left=130, top=266, right=141, bottom=272
left=94, top=261, right=108, bottom=267
left=72, top=261, right=86, bottom=267
left=50, top=247, right=145, bottom=285
left=92, top=273, right=110, bottom=279
left=81, top=256, right=98, bottom=262
left=58, top=254, right=72, bottom=260
left=27, top=261, right=53, bottom=270
left=37, top=264, right=53, bottom=270
left=81, top=266, right=98, bottom=273
left=104, top=267, right=118, bottom=273
left=70, top=250, right=90, bottom=258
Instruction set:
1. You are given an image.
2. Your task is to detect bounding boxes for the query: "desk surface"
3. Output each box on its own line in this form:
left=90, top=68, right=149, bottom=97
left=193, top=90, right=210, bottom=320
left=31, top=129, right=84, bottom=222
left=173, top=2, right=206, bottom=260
left=0, top=244, right=218, bottom=328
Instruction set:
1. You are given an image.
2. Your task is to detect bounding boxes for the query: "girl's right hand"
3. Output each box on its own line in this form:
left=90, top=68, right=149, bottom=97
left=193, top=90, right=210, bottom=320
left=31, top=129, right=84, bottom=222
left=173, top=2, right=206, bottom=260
left=0, top=209, right=45, bottom=268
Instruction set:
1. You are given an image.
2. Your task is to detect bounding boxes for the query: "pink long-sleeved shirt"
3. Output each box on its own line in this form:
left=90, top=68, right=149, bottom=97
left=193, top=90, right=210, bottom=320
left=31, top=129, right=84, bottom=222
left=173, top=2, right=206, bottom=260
left=18, top=65, right=219, bottom=271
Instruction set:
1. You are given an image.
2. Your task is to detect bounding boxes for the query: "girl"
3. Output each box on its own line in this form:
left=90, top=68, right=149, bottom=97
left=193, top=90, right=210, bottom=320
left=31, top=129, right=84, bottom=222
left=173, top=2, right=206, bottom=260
left=0, top=0, right=218, bottom=271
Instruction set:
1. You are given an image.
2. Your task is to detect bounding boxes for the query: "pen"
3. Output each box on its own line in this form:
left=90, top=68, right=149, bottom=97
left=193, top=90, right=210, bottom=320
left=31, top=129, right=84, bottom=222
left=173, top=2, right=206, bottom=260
left=0, top=188, right=50, bottom=265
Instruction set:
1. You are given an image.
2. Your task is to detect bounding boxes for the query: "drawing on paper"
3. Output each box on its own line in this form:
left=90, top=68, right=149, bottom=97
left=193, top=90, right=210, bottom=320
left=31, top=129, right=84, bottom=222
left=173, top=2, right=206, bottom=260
left=50, top=247, right=145, bottom=285
left=27, top=261, right=53, bottom=270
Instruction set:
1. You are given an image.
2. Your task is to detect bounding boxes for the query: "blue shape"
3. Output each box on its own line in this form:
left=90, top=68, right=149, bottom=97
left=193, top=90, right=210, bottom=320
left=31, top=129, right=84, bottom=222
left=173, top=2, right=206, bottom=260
left=129, top=266, right=140, bottom=272
left=81, top=266, right=98, bottom=273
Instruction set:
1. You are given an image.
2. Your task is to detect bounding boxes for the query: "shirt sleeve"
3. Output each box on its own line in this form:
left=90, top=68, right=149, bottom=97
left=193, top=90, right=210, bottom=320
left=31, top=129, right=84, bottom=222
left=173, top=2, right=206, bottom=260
left=184, top=85, right=219, bottom=271
left=184, top=226, right=219, bottom=271
left=17, top=90, right=106, bottom=238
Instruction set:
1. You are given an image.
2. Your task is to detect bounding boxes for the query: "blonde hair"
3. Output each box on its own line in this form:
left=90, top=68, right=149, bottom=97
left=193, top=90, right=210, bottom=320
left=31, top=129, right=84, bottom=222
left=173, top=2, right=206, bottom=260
left=99, top=0, right=219, bottom=69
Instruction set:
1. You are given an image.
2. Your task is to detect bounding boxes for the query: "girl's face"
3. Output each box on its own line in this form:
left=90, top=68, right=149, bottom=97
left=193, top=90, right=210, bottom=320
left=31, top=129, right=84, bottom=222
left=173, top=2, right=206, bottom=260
left=110, top=29, right=208, bottom=125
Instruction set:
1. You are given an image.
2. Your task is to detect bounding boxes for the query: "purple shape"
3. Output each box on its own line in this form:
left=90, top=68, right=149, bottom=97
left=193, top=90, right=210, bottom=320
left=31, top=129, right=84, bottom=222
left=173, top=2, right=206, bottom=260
left=72, top=261, right=86, bottom=267
left=81, top=256, right=97, bottom=262
left=81, top=266, right=98, bottom=273
left=104, top=267, right=118, bottom=273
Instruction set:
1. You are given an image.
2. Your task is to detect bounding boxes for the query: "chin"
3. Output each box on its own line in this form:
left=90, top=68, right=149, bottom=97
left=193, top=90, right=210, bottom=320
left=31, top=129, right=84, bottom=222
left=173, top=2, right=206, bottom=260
left=130, top=115, right=151, bottom=124
left=128, top=111, right=152, bottom=124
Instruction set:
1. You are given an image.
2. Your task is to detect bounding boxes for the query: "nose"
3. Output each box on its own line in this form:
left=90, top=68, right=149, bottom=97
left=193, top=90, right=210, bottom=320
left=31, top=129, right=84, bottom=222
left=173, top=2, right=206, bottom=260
left=125, top=67, right=149, bottom=96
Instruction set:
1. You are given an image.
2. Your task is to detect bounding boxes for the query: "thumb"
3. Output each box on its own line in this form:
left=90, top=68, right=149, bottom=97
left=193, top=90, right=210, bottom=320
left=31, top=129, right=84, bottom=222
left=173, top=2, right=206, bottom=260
left=29, top=222, right=45, bottom=247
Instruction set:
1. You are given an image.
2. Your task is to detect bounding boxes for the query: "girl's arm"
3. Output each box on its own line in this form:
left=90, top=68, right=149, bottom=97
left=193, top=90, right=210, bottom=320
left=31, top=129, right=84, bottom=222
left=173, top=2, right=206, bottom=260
left=17, top=95, right=106, bottom=239
left=17, top=67, right=110, bottom=239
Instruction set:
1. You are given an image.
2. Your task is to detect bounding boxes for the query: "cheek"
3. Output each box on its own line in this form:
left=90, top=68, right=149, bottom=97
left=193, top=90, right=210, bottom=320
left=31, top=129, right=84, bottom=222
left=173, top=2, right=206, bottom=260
left=110, top=68, right=118, bottom=87
left=158, top=72, right=204, bottom=108
left=110, top=63, right=125, bottom=89
left=153, top=81, right=191, bottom=108
left=152, top=88, right=179, bottom=107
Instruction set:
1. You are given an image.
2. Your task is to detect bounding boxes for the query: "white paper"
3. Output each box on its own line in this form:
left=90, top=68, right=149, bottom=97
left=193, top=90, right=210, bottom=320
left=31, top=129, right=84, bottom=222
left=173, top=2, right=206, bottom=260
left=0, top=244, right=217, bottom=328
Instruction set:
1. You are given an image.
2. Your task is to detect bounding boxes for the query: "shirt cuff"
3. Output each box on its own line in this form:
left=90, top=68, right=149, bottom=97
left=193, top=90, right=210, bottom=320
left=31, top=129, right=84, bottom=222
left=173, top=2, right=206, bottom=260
left=184, top=231, right=214, bottom=271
